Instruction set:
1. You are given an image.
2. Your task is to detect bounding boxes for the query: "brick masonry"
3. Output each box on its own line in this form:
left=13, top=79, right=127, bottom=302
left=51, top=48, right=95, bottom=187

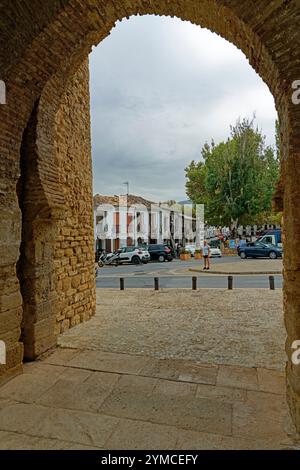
left=54, top=61, right=96, bottom=336
left=0, top=0, right=299, bottom=431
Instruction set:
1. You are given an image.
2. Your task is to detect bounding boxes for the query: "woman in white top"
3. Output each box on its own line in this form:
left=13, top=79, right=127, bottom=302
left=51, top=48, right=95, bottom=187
left=202, top=240, right=211, bottom=270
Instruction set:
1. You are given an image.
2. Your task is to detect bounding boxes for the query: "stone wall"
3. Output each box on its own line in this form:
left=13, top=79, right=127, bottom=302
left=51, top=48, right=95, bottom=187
left=54, top=61, right=96, bottom=335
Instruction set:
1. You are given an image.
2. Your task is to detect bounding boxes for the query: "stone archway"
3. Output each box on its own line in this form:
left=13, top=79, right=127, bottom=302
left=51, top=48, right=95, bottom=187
left=16, top=100, right=59, bottom=361
left=0, top=0, right=300, bottom=431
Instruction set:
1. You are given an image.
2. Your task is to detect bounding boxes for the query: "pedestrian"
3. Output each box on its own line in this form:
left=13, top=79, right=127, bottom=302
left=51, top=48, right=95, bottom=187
left=177, top=243, right=181, bottom=259
left=202, top=240, right=211, bottom=270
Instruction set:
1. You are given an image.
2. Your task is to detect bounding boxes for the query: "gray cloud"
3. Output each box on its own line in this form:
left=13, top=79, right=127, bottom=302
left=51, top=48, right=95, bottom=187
left=90, top=15, right=277, bottom=202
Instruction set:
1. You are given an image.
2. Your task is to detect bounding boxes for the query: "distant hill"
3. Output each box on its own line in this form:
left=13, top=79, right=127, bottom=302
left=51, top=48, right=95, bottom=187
left=178, top=199, right=193, bottom=206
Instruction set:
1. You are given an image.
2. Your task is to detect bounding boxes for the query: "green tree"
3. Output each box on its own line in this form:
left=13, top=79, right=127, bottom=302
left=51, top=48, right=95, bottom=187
left=185, top=118, right=280, bottom=231
left=185, top=159, right=207, bottom=205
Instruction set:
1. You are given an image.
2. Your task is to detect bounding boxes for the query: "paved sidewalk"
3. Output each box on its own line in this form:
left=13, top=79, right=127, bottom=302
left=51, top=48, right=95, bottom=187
left=0, top=348, right=298, bottom=450
left=190, top=259, right=283, bottom=275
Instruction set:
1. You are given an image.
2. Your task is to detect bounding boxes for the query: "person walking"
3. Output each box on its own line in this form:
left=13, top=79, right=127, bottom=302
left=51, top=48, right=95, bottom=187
left=202, top=240, right=211, bottom=270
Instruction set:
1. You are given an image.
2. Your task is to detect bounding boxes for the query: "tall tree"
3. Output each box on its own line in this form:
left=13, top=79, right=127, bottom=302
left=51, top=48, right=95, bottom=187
left=185, top=118, right=280, bottom=231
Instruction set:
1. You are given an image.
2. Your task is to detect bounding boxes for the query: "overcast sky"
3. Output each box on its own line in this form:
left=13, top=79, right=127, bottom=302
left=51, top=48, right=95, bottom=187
left=90, top=15, right=277, bottom=202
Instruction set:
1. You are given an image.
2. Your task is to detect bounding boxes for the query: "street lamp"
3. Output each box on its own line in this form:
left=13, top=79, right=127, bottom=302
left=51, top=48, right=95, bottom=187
left=123, top=182, right=129, bottom=195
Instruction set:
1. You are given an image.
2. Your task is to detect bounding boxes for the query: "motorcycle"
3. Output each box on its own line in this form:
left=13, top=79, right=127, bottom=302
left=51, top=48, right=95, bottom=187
left=97, top=250, right=120, bottom=268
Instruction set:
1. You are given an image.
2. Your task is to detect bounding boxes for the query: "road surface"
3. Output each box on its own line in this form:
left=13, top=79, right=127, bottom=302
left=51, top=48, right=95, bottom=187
left=96, top=257, right=282, bottom=289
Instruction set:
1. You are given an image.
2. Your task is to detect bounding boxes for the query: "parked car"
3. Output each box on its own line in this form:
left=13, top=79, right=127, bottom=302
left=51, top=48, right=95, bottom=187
left=257, top=229, right=282, bottom=248
left=237, top=241, right=283, bottom=259
left=147, top=244, right=174, bottom=262
left=210, top=246, right=222, bottom=258
left=111, top=246, right=150, bottom=265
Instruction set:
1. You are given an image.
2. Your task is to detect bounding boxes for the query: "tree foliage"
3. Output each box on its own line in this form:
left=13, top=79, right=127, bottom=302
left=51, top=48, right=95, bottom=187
left=185, top=118, right=280, bottom=229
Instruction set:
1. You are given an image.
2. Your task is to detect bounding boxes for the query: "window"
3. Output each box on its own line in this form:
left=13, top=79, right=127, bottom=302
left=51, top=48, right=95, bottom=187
left=96, top=213, right=106, bottom=225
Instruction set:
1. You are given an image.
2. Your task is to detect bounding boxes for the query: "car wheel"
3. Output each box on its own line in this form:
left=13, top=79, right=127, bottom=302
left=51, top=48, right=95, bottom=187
left=158, top=255, right=165, bottom=263
left=132, top=256, right=141, bottom=265
left=269, top=251, right=277, bottom=260
left=240, top=252, right=247, bottom=259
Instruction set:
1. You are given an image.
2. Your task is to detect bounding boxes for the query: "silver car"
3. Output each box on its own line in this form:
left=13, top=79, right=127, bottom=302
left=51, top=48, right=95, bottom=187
left=116, top=246, right=150, bottom=265
left=210, top=247, right=222, bottom=258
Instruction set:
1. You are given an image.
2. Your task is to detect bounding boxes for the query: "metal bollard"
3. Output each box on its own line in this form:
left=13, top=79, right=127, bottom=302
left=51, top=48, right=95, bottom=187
left=120, top=278, right=125, bottom=291
left=154, top=278, right=159, bottom=291
left=269, top=276, right=275, bottom=290
left=228, top=276, right=233, bottom=290
left=192, top=277, right=197, bottom=291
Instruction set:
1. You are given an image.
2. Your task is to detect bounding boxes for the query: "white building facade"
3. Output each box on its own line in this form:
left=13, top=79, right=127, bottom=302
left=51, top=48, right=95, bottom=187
left=94, top=195, right=199, bottom=253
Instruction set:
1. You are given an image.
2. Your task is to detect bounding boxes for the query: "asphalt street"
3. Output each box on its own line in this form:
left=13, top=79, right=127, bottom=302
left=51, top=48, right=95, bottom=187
left=96, top=257, right=283, bottom=289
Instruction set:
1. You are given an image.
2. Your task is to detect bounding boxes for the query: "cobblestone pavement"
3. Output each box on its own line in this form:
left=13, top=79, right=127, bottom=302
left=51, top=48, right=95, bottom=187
left=0, top=289, right=299, bottom=450
left=60, top=289, right=286, bottom=370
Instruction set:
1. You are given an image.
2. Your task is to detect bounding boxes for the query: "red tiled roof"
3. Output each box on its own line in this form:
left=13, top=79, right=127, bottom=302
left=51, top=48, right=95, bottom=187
left=94, top=194, right=156, bottom=210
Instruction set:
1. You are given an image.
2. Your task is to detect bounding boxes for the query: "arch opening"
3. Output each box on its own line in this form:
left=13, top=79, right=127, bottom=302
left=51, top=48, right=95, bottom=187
left=89, top=14, right=285, bottom=379
left=0, top=0, right=299, bottom=436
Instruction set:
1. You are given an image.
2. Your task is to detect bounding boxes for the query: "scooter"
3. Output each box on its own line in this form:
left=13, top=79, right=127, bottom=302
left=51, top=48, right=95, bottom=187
left=97, top=250, right=120, bottom=268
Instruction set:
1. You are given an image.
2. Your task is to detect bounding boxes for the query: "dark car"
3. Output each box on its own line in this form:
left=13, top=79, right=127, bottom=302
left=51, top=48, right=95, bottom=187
left=147, top=244, right=174, bottom=262
left=237, top=241, right=283, bottom=260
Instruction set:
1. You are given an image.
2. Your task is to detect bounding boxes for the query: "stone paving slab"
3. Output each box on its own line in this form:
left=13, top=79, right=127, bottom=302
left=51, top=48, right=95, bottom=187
left=0, top=430, right=104, bottom=450
left=154, top=380, right=197, bottom=398
left=37, top=371, right=119, bottom=413
left=0, top=365, right=66, bottom=403
left=140, top=358, right=218, bottom=385
left=195, top=383, right=247, bottom=403
left=99, top=373, right=233, bottom=436
left=32, top=408, right=120, bottom=448
left=0, top=403, right=50, bottom=434
left=257, top=368, right=286, bottom=394
left=217, top=365, right=259, bottom=391
left=68, top=350, right=151, bottom=375
left=174, top=428, right=275, bottom=451
left=0, top=431, right=69, bottom=451
left=0, top=349, right=298, bottom=450
left=105, top=419, right=179, bottom=450
left=42, top=348, right=81, bottom=366
left=232, top=390, right=289, bottom=442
